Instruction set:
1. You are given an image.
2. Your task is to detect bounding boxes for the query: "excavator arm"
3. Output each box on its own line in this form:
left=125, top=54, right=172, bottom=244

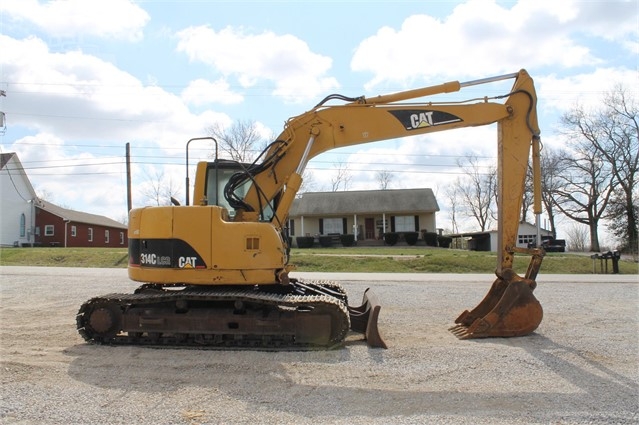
left=230, top=69, right=545, bottom=339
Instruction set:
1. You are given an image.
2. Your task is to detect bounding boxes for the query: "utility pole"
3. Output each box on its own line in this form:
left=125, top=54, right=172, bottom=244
left=126, top=143, right=132, bottom=211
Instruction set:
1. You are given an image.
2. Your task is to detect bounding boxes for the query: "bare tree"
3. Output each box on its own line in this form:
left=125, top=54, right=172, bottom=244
left=35, top=187, right=54, bottom=203
left=141, top=168, right=181, bottom=206
left=207, top=119, right=268, bottom=163
left=117, top=213, right=129, bottom=226
left=607, top=187, right=638, bottom=255
left=297, top=169, right=317, bottom=196
left=444, top=184, right=460, bottom=234
left=520, top=164, right=534, bottom=224
left=598, top=86, right=637, bottom=255
left=539, top=147, right=564, bottom=239
left=376, top=169, right=394, bottom=190
left=330, top=161, right=352, bottom=192
left=551, top=142, right=613, bottom=252
left=453, top=155, right=497, bottom=231
left=558, top=85, right=637, bottom=252
left=565, top=223, right=589, bottom=252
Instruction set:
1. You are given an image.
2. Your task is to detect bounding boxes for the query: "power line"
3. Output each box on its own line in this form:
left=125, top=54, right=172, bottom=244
left=5, top=157, right=493, bottom=173
left=3, top=140, right=495, bottom=159
left=6, top=111, right=166, bottom=124
left=12, top=166, right=493, bottom=178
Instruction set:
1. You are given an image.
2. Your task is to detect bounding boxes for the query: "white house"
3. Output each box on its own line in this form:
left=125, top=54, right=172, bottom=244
left=289, top=188, right=440, bottom=244
left=0, top=152, right=38, bottom=247
left=448, top=221, right=553, bottom=252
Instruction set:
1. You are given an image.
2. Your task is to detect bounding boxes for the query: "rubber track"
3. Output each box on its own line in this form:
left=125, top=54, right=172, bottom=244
left=77, top=284, right=350, bottom=350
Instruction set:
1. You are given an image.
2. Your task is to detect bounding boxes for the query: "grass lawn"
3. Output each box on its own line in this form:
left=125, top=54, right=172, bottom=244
left=1, top=246, right=637, bottom=274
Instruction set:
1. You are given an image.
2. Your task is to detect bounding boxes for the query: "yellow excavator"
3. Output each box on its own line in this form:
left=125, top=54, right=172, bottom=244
left=77, top=69, right=545, bottom=349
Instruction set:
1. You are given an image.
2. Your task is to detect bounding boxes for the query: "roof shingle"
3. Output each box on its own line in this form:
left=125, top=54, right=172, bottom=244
left=37, top=200, right=127, bottom=229
left=290, top=188, right=439, bottom=216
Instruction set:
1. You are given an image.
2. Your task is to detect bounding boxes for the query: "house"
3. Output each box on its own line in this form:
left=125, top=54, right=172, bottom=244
left=448, top=221, right=553, bottom=252
left=34, top=200, right=127, bottom=248
left=288, top=188, right=439, bottom=245
left=0, top=152, right=38, bottom=247
left=1, top=152, right=127, bottom=248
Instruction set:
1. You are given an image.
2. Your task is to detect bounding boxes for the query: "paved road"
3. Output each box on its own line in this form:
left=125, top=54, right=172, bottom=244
left=0, top=267, right=637, bottom=424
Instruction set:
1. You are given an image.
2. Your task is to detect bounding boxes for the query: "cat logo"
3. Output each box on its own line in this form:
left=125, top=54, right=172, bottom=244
left=410, top=111, right=436, bottom=128
left=389, top=109, right=463, bottom=131
left=178, top=256, right=198, bottom=268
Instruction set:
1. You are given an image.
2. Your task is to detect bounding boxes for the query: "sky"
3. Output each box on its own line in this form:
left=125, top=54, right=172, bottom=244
left=1, top=0, right=637, bottom=236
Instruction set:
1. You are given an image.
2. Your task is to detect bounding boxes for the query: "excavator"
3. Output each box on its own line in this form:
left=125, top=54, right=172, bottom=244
left=77, top=69, right=545, bottom=350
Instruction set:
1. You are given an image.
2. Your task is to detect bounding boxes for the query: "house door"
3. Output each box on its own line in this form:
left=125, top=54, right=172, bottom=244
left=365, top=218, right=375, bottom=239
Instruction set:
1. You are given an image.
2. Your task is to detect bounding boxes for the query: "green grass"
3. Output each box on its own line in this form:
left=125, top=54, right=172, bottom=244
left=0, top=247, right=129, bottom=268
left=291, top=248, right=638, bottom=274
left=1, top=246, right=637, bottom=274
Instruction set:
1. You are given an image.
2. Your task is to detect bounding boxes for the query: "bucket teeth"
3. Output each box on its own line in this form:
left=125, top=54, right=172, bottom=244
left=448, top=324, right=474, bottom=340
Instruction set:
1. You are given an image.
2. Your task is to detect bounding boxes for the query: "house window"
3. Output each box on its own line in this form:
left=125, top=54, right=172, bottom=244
left=71, top=226, right=77, bottom=237
left=20, top=214, right=26, bottom=237
left=44, top=225, right=54, bottom=236
left=518, top=234, right=536, bottom=245
left=288, top=219, right=295, bottom=237
left=322, top=217, right=343, bottom=235
left=105, top=230, right=110, bottom=244
left=394, top=215, right=416, bottom=232
left=120, top=232, right=125, bottom=245
left=88, top=228, right=93, bottom=242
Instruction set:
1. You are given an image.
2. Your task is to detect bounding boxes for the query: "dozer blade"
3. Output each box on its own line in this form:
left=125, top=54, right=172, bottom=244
left=449, top=268, right=543, bottom=339
left=348, top=288, right=387, bottom=349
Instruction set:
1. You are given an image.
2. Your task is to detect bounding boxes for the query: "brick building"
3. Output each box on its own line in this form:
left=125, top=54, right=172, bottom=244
left=34, top=200, right=127, bottom=248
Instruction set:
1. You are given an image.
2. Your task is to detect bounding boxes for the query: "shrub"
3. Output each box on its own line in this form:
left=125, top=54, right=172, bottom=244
left=422, top=231, right=438, bottom=247
left=318, top=235, right=333, bottom=247
left=295, top=236, right=315, bottom=248
left=437, top=236, right=452, bottom=248
left=340, top=234, right=355, bottom=247
left=383, top=232, right=399, bottom=246
left=404, top=232, right=419, bottom=246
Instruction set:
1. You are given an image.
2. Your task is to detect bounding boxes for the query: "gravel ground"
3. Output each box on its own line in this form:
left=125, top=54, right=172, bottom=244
left=0, top=266, right=637, bottom=425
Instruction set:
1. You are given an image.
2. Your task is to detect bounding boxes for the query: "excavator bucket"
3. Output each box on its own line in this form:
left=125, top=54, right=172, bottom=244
left=449, top=268, right=543, bottom=339
left=348, top=288, right=387, bottom=348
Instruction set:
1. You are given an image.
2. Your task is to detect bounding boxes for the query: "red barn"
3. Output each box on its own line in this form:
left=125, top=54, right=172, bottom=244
left=35, top=200, right=127, bottom=248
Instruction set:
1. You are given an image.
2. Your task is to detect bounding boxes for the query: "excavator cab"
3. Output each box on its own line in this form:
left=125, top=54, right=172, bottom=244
left=203, top=159, right=247, bottom=211
left=196, top=159, right=278, bottom=223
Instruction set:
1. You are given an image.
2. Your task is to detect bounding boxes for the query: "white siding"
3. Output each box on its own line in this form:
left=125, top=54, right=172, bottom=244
left=0, top=156, right=37, bottom=246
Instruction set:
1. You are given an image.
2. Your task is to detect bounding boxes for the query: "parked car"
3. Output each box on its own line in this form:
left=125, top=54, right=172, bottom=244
left=528, top=236, right=566, bottom=252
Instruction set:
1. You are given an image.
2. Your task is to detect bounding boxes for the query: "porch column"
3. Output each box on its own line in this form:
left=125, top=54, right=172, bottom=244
left=382, top=212, right=386, bottom=235
left=301, top=215, right=305, bottom=236
left=353, top=214, right=358, bottom=241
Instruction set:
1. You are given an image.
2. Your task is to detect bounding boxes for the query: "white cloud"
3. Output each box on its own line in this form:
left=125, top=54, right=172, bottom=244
left=175, top=25, right=339, bottom=103
left=538, top=68, right=639, bottom=113
left=1, top=0, right=150, bottom=41
left=181, top=78, right=244, bottom=106
left=0, top=32, right=238, bottom=216
left=9, top=133, right=128, bottom=218
left=1, top=35, right=233, bottom=152
left=565, top=0, right=639, bottom=42
left=351, top=0, right=636, bottom=89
